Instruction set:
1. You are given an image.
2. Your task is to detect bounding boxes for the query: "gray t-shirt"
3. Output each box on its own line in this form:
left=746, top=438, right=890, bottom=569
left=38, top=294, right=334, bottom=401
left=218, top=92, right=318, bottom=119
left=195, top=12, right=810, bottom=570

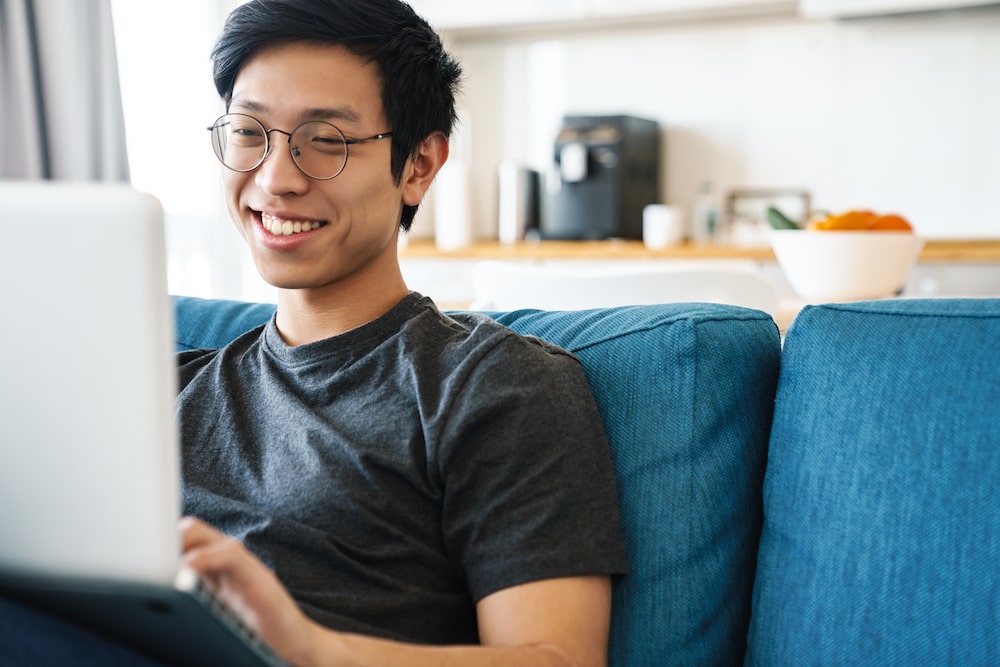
left=177, top=292, right=626, bottom=645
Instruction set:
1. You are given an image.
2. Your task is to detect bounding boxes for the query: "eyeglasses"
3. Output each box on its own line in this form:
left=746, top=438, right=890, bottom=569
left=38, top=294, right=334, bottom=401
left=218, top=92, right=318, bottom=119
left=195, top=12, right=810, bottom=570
left=207, top=113, right=393, bottom=180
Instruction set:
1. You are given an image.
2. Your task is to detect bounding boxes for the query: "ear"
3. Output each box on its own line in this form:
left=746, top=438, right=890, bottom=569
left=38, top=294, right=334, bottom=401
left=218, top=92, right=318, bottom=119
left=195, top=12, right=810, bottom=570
left=401, top=132, right=450, bottom=207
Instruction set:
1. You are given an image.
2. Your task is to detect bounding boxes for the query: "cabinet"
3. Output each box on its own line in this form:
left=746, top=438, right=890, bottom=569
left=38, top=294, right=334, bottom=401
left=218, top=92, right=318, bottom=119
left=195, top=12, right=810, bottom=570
left=411, top=0, right=994, bottom=28
left=588, top=0, right=793, bottom=19
left=408, top=0, right=794, bottom=32
left=407, top=0, right=586, bottom=31
left=798, top=0, right=999, bottom=18
left=397, top=239, right=1000, bottom=311
left=410, top=0, right=995, bottom=31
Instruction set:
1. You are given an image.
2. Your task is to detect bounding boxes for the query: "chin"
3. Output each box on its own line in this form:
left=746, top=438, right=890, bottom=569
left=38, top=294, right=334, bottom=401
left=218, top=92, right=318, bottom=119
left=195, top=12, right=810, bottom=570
left=252, top=262, right=307, bottom=290
left=257, top=265, right=341, bottom=292
left=258, top=273, right=316, bottom=291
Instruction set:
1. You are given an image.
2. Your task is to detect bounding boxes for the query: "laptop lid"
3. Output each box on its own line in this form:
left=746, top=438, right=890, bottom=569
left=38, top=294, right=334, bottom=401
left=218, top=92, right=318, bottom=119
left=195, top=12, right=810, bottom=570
left=0, top=181, right=287, bottom=666
left=0, top=181, right=180, bottom=585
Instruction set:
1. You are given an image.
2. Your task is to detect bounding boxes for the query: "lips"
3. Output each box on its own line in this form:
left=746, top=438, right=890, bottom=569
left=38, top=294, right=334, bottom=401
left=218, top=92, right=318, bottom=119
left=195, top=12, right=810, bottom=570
left=260, top=211, right=326, bottom=237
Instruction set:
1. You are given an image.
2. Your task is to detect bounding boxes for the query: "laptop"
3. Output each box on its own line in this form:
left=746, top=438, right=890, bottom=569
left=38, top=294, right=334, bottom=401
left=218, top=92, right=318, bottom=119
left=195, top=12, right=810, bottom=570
left=0, top=181, right=285, bottom=667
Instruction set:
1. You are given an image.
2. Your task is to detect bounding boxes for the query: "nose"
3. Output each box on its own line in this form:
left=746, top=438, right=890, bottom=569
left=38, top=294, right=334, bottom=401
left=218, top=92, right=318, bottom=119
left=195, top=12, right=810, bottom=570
left=254, top=130, right=310, bottom=196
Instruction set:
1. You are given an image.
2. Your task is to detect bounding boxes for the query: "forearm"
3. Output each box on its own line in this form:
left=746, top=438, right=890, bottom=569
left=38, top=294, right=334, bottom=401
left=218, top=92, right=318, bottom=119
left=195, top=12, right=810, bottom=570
left=297, top=622, right=590, bottom=667
left=180, top=520, right=610, bottom=667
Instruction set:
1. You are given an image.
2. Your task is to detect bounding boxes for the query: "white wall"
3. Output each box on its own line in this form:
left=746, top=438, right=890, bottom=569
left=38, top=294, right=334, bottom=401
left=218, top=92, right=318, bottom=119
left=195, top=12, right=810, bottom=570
left=113, top=0, right=277, bottom=302
left=431, top=5, right=1000, bottom=241
left=112, top=2, right=999, bottom=301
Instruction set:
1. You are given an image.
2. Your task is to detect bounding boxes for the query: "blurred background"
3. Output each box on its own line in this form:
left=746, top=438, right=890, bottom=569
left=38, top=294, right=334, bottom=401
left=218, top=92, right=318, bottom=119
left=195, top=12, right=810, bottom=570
left=2, top=0, right=998, bottom=303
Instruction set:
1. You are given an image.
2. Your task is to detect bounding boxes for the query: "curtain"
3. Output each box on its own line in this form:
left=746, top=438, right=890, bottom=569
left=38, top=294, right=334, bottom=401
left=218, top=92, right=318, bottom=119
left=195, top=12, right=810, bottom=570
left=0, top=0, right=129, bottom=180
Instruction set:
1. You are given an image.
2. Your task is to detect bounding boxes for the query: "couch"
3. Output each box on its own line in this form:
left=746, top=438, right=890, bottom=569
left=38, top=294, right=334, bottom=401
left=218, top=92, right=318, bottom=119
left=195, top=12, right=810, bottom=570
left=174, top=295, right=1000, bottom=666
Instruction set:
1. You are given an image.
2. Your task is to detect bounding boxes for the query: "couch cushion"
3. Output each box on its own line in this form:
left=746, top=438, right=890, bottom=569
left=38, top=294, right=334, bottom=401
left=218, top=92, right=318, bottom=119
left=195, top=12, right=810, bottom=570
left=173, top=296, right=781, bottom=665
left=174, top=296, right=277, bottom=351
left=748, top=299, right=1000, bottom=665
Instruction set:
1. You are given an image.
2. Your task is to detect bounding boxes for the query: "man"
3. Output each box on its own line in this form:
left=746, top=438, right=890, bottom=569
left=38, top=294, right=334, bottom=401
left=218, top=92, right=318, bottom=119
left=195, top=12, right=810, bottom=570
left=1, top=1, right=626, bottom=665
left=177, top=1, right=626, bottom=665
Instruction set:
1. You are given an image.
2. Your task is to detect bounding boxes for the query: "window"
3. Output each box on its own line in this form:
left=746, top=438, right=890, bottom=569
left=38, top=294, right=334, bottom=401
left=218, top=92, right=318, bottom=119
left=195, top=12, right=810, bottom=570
left=111, top=0, right=274, bottom=302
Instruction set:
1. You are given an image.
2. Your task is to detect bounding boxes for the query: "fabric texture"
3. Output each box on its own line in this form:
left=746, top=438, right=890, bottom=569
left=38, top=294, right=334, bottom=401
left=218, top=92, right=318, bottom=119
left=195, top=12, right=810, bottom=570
left=174, top=296, right=782, bottom=665
left=747, top=299, right=1000, bottom=665
left=174, top=296, right=277, bottom=351
left=177, top=293, right=626, bottom=645
left=489, top=306, right=780, bottom=666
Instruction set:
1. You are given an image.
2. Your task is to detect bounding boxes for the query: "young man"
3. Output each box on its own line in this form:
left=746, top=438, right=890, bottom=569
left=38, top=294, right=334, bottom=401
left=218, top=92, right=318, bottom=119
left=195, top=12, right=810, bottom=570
left=0, top=1, right=625, bottom=665
left=175, top=1, right=626, bottom=665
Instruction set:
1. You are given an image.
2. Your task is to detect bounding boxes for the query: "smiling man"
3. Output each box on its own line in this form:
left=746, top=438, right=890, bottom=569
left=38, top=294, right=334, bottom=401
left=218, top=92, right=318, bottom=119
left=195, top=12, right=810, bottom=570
left=172, top=1, right=628, bottom=666
left=209, top=40, right=414, bottom=344
left=0, top=2, right=627, bottom=664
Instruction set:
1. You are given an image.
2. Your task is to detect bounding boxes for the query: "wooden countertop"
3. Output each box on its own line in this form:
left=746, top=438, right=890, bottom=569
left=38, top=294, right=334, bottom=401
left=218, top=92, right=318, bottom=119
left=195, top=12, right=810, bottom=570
left=399, top=239, right=1000, bottom=262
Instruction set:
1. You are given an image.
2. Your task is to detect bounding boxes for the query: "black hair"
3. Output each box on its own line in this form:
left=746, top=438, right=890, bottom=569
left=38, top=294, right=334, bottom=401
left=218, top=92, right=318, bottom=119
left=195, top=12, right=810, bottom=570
left=211, top=0, right=462, bottom=230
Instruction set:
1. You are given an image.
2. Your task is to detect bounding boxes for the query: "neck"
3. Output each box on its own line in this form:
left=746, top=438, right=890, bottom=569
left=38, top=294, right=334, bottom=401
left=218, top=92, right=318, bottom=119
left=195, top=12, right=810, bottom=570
left=274, top=267, right=409, bottom=347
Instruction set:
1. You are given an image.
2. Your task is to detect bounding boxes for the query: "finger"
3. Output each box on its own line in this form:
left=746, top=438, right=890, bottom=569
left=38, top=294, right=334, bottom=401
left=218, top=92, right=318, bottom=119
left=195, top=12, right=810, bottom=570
left=183, top=534, right=246, bottom=574
left=179, top=519, right=245, bottom=578
left=179, top=515, right=223, bottom=550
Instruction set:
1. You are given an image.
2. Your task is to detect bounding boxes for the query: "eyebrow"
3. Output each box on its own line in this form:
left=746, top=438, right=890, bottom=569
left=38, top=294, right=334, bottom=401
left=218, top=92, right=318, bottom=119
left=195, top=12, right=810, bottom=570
left=228, top=98, right=363, bottom=124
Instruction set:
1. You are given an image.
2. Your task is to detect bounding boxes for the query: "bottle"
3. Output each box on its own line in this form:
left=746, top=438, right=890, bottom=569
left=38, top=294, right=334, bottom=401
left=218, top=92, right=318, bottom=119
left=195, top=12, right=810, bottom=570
left=433, top=151, right=472, bottom=251
left=692, top=181, right=719, bottom=245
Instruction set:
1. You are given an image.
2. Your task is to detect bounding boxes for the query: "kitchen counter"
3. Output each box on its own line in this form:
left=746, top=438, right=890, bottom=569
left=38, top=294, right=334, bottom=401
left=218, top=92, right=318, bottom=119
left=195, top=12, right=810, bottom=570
left=398, top=238, right=1000, bottom=318
left=399, top=239, right=1000, bottom=262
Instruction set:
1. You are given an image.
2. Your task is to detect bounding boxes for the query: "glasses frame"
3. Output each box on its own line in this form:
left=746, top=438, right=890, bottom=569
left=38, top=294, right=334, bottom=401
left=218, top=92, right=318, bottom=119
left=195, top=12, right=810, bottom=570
left=208, top=113, right=393, bottom=181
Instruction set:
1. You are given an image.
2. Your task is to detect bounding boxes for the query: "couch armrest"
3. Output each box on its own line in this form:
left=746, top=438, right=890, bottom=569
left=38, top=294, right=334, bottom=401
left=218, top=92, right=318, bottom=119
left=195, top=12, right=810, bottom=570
left=749, top=298, right=1000, bottom=665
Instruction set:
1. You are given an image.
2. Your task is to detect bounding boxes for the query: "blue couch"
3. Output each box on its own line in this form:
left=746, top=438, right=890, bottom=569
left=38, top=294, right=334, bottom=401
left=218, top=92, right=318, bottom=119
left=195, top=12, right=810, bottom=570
left=174, top=295, right=1000, bottom=666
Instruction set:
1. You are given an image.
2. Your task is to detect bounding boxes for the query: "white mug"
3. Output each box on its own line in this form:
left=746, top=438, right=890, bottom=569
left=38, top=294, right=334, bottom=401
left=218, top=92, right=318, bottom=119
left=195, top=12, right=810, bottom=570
left=643, top=204, right=684, bottom=250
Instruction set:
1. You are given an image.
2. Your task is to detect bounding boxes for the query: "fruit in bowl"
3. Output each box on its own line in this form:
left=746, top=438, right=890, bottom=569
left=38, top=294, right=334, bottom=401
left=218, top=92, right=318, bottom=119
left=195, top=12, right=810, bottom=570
left=808, top=209, right=914, bottom=232
left=769, top=208, right=924, bottom=302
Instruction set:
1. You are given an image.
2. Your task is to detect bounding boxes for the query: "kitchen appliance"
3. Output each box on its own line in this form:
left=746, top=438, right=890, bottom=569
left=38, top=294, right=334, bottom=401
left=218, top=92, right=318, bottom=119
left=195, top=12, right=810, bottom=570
left=543, top=115, right=661, bottom=240
left=497, top=160, right=541, bottom=244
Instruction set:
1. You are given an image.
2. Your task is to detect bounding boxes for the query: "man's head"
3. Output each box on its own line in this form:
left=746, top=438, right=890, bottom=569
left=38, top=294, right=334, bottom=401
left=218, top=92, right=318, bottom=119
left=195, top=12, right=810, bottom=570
left=211, top=0, right=462, bottom=231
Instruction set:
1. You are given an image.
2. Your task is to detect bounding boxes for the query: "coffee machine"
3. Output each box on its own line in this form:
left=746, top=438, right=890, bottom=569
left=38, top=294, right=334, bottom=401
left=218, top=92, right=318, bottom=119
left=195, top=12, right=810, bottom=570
left=542, top=115, right=661, bottom=240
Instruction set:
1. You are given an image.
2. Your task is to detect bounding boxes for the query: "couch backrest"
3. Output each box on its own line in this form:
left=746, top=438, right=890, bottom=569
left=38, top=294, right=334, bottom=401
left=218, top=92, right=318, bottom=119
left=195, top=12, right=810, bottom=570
left=173, top=296, right=782, bottom=665
left=748, top=298, right=1000, bottom=665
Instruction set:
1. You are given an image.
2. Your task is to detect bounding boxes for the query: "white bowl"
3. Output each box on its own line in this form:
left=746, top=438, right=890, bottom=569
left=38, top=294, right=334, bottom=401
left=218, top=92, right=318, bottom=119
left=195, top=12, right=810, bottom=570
left=771, top=230, right=925, bottom=302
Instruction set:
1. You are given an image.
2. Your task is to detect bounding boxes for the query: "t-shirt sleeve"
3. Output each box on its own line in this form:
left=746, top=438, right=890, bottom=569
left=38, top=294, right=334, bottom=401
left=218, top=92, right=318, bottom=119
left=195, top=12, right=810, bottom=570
left=437, top=333, right=627, bottom=602
left=177, top=348, right=220, bottom=391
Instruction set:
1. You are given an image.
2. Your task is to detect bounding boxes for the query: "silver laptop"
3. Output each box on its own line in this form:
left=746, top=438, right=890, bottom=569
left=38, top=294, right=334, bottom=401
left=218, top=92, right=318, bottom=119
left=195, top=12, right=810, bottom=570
left=0, top=181, right=284, bottom=666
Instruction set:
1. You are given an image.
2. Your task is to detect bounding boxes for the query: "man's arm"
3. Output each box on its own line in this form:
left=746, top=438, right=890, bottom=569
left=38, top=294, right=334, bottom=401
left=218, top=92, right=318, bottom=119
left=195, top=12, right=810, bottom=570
left=181, top=517, right=612, bottom=667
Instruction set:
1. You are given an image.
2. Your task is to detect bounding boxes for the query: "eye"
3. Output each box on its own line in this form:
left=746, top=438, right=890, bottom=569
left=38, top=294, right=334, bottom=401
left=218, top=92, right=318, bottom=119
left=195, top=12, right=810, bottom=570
left=227, top=121, right=265, bottom=146
left=295, top=123, right=347, bottom=156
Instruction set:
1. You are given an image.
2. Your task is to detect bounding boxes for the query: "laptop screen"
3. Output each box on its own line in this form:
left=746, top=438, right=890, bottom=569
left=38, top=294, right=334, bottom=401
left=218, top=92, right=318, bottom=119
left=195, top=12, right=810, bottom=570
left=0, top=181, right=181, bottom=585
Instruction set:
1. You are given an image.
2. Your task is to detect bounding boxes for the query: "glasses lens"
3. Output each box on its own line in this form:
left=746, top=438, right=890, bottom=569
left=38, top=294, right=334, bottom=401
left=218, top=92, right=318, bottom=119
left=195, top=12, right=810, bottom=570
left=290, top=122, right=348, bottom=180
left=211, top=114, right=267, bottom=172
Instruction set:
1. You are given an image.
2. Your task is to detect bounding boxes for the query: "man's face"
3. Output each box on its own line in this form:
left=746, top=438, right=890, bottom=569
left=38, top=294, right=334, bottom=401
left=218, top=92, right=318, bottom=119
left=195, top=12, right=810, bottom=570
left=223, top=42, right=406, bottom=293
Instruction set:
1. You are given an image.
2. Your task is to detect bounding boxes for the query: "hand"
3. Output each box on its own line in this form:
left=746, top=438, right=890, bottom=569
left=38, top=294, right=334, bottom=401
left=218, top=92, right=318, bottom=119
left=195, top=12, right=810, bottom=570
left=180, top=517, right=611, bottom=667
left=179, top=516, right=319, bottom=665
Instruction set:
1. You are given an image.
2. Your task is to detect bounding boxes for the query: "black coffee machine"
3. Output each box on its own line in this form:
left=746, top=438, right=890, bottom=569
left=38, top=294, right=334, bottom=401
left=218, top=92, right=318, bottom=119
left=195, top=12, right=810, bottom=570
left=542, top=115, right=661, bottom=240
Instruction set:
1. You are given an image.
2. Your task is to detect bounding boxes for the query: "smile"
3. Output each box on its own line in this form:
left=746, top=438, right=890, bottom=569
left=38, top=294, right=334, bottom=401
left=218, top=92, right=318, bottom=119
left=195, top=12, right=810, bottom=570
left=260, top=211, right=325, bottom=237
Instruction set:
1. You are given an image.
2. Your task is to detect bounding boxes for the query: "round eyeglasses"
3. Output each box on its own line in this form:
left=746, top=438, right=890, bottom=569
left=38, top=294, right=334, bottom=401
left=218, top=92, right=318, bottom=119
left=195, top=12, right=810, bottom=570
left=208, top=113, right=393, bottom=181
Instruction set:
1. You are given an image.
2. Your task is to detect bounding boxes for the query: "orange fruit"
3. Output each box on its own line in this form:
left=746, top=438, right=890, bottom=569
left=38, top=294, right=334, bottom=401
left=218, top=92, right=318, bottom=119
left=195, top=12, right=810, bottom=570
left=867, top=213, right=913, bottom=232
left=811, top=209, right=877, bottom=231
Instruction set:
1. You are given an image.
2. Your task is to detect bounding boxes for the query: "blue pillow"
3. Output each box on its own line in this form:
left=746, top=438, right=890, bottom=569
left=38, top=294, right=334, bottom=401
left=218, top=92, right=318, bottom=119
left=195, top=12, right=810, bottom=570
left=174, top=296, right=781, bottom=665
left=174, top=296, right=276, bottom=351
left=489, top=306, right=780, bottom=665
left=748, top=299, right=1000, bottom=665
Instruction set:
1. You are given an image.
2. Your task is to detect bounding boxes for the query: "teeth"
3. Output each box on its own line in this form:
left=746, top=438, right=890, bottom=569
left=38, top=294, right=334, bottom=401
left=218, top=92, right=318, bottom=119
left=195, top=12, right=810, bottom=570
left=261, top=212, right=323, bottom=236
